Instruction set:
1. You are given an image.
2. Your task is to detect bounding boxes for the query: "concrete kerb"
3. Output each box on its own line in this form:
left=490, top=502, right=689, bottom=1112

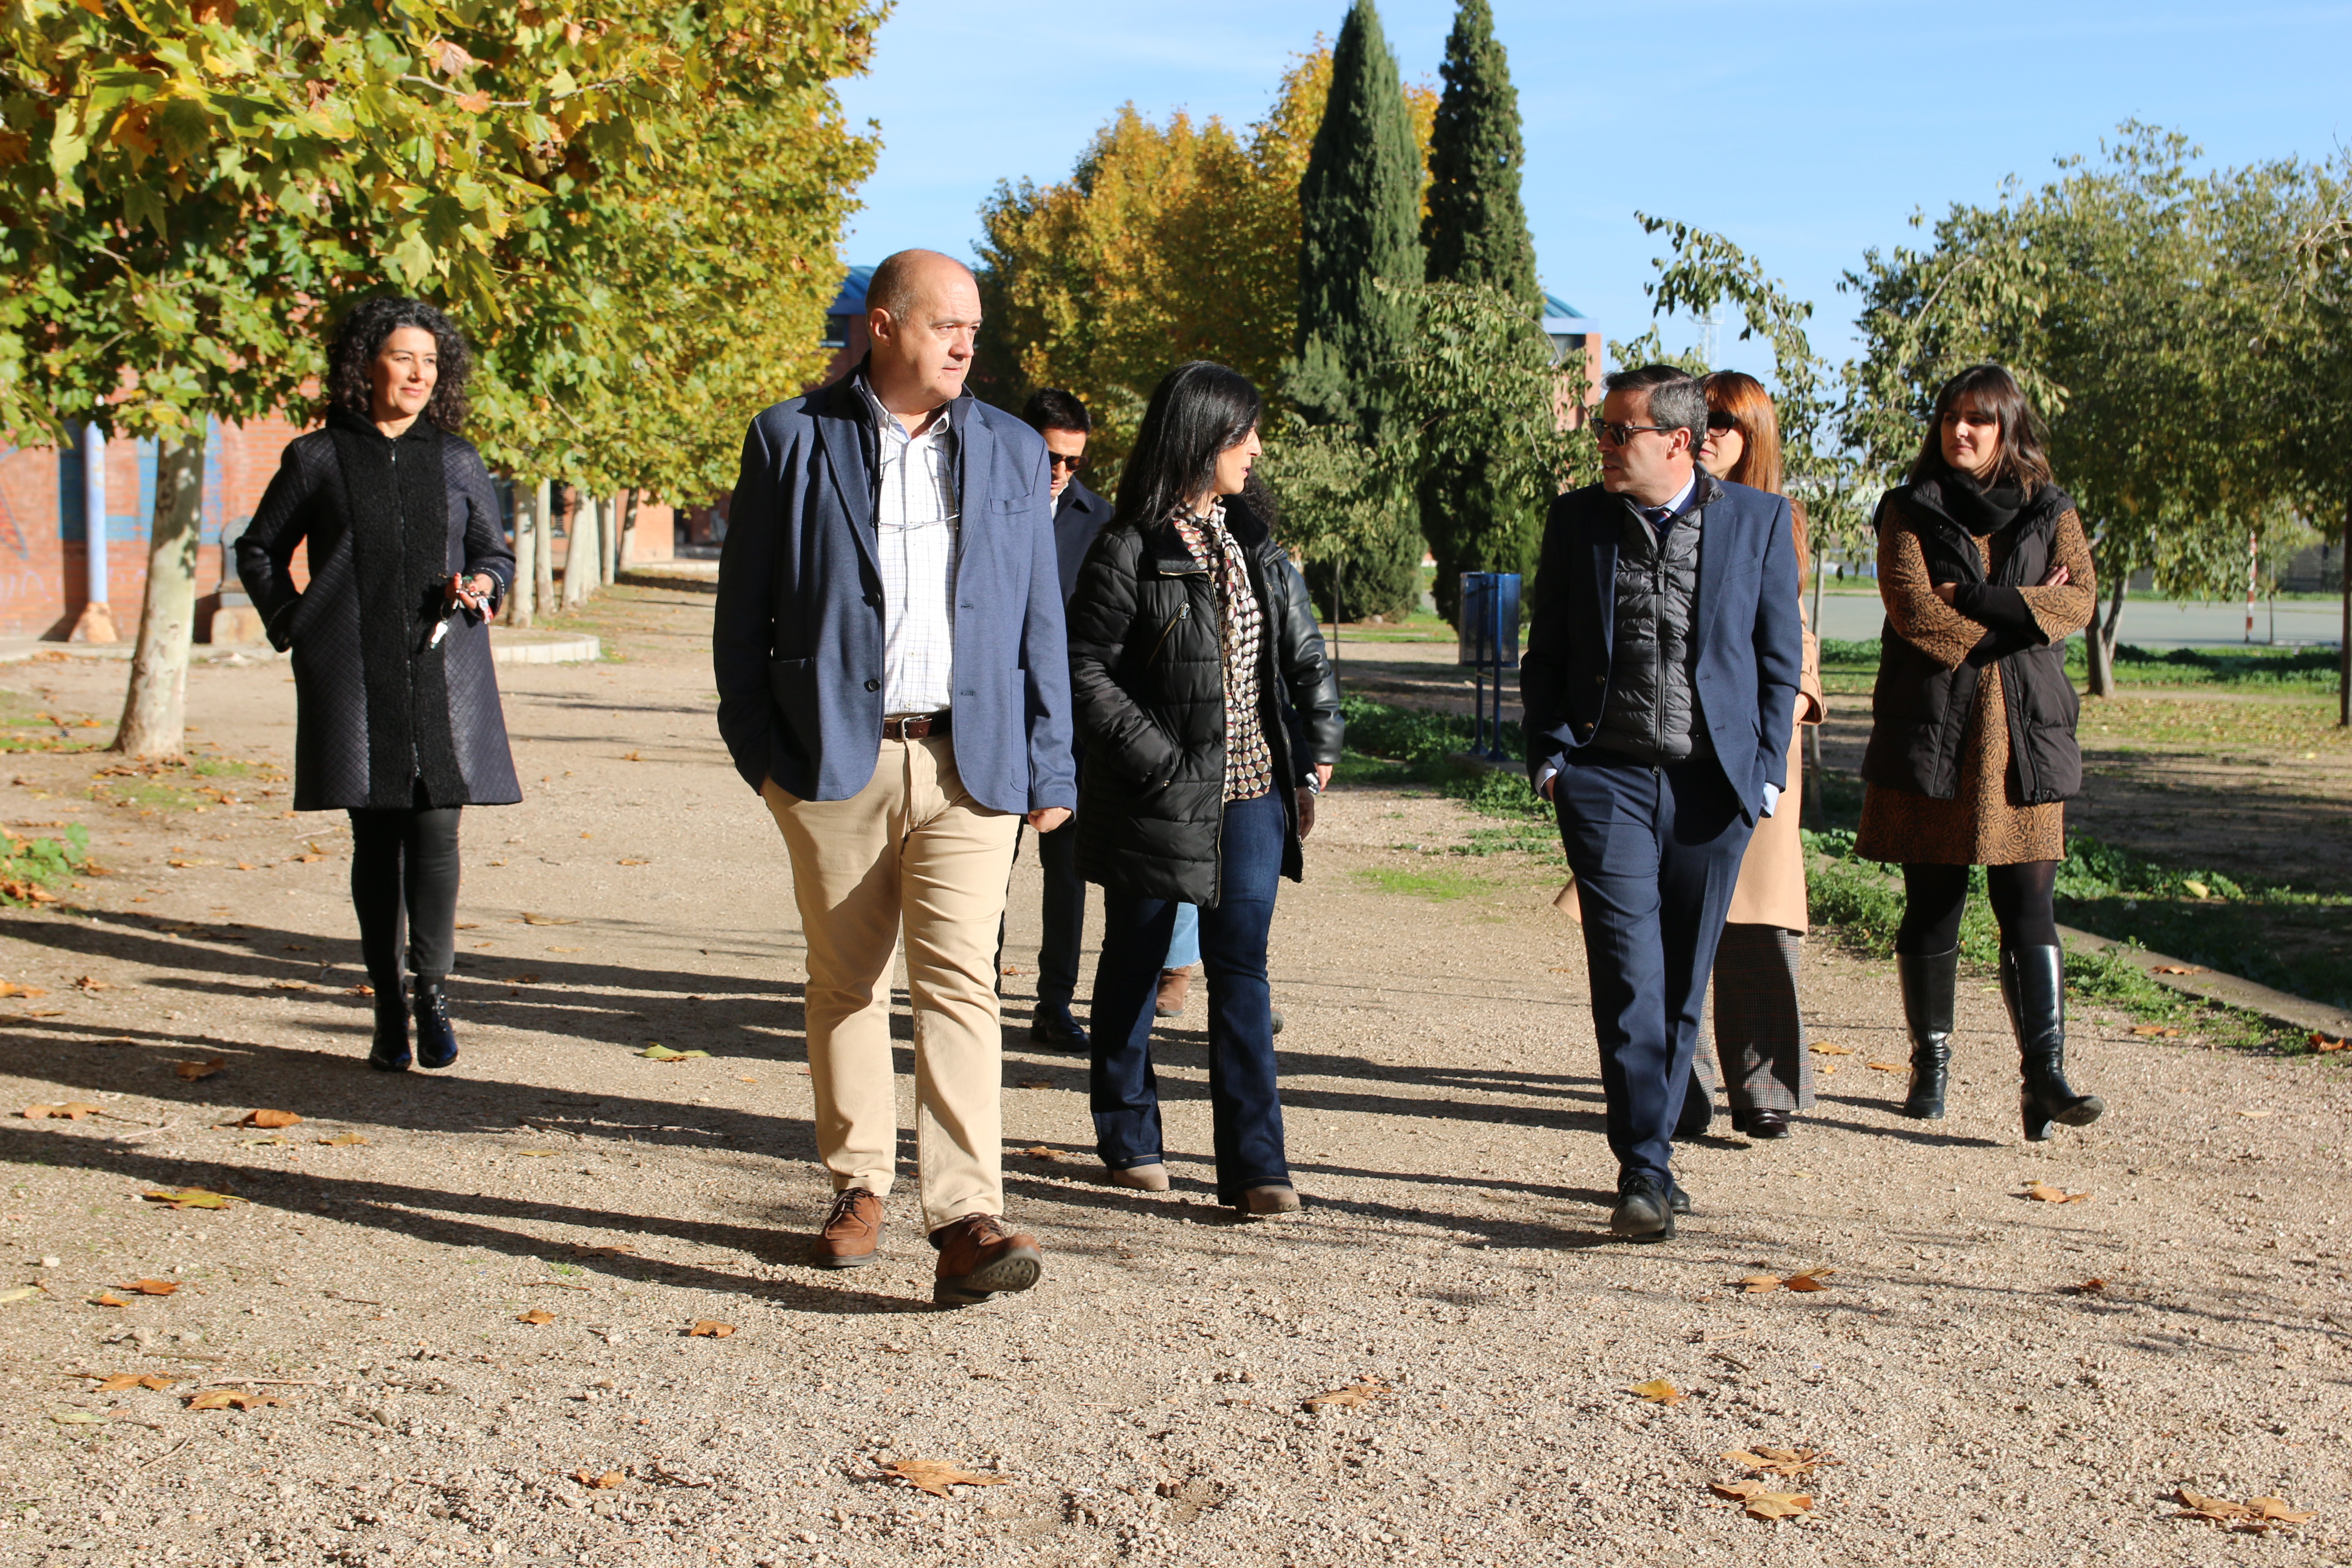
left=0, top=629, right=600, bottom=667
left=2057, top=924, right=2352, bottom=1040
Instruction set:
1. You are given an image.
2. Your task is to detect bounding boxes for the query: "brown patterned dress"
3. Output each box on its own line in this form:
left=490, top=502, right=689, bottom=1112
left=1853, top=502, right=2096, bottom=866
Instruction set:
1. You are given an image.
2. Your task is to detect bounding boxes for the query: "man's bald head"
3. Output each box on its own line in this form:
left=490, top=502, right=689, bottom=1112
left=867, top=249, right=973, bottom=330
left=863, top=249, right=982, bottom=427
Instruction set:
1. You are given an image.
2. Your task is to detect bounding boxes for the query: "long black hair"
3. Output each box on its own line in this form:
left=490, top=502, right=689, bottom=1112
left=1111, top=361, right=1262, bottom=531
left=1907, top=363, right=2053, bottom=495
left=325, top=296, right=472, bottom=432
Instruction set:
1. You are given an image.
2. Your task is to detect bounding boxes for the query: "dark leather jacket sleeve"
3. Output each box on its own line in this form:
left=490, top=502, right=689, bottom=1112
left=1261, top=542, right=1343, bottom=770
left=1064, top=527, right=1184, bottom=789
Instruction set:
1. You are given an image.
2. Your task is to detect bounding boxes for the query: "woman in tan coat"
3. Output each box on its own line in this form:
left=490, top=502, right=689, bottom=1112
left=1855, top=364, right=2103, bottom=1142
left=1686, top=373, right=1825, bottom=1138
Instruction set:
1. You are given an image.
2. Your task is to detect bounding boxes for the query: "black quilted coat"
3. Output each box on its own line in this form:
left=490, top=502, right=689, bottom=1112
left=1064, top=494, right=1344, bottom=906
left=235, top=409, right=521, bottom=812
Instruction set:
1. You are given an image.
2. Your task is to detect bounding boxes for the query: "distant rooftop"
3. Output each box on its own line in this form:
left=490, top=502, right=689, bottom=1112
left=1542, top=291, right=1586, bottom=322
left=829, top=265, right=875, bottom=315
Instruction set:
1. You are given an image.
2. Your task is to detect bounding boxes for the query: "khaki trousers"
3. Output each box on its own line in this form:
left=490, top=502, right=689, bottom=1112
left=762, top=737, right=1019, bottom=1232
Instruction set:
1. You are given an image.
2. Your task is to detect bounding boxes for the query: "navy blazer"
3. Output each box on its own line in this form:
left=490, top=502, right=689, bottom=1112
left=1051, top=478, right=1111, bottom=603
left=1520, top=469, right=1802, bottom=824
left=712, top=373, right=1078, bottom=817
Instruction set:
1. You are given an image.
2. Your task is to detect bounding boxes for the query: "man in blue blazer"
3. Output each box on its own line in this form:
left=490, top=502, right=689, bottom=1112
left=996, top=388, right=1111, bottom=1050
left=714, top=249, right=1077, bottom=1307
left=1522, top=364, right=1802, bottom=1242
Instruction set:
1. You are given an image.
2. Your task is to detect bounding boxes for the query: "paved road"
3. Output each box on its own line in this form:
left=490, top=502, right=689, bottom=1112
left=1812, top=590, right=2343, bottom=648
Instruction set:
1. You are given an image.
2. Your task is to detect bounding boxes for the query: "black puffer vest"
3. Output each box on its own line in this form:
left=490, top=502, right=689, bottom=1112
left=1862, top=481, right=2083, bottom=805
left=1593, top=496, right=1712, bottom=766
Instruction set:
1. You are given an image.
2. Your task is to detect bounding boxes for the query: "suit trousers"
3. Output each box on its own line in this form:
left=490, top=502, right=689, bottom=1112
left=762, top=736, right=1020, bottom=1232
left=1554, top=753, right=1755, bottom=1185
left=996, top=814, right=1087, bottom=1006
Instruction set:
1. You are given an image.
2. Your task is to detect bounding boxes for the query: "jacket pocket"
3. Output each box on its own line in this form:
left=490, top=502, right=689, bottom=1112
left=766, top=656, right=820, bottom=741
left=1146, top=600, right=1191, bottom=666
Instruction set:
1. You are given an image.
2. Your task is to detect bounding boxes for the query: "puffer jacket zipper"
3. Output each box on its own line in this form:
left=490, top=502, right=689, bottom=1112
left=391, top=439, right=422, bottom=784
left=1146, top=599, right=1191, bottom=665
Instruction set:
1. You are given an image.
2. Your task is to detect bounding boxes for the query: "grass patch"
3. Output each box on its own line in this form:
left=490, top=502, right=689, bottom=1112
left=1, top=823, right=94, bottom=905
left=1819, top=636, right=2345, bottom=695
left=1354, top=865, right=1490, bottom=901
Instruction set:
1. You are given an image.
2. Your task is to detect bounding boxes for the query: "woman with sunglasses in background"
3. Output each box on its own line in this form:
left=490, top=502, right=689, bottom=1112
left=1678, top=373, right=1827, bottom=1139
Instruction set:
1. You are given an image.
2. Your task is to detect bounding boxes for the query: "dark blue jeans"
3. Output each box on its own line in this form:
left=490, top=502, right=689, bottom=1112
left=1554, top=754, right=1755, bottom=1187
left=1088, top=788, right=1289, bottom=1204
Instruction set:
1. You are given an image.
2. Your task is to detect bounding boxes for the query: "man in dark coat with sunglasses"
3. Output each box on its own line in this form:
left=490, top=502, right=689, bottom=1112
left=1521, top=364, right=1803, bottom=1243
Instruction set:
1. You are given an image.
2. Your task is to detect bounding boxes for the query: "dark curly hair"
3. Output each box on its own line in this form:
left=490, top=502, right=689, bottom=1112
left=325, top=296, right=472, bottom=431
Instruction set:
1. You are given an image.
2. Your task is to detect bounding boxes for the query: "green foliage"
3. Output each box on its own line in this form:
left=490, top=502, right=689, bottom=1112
left=0, top=824, right=92, bottom=903
left=1287, top=0, right=1426, bottom=620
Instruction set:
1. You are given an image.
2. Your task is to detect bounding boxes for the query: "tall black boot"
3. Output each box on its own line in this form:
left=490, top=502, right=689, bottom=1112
left=1896, top=947, right=1958, bottom=1119
left=368, top=984, right=411, bottom=1072
left=2001, top=945, right=2103, bottom=1141
left=412, top=978, right=459, bottom=1071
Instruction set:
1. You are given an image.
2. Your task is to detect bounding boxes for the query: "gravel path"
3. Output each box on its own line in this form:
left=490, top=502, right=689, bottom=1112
left=0, top=588, right=2345, bottom=1567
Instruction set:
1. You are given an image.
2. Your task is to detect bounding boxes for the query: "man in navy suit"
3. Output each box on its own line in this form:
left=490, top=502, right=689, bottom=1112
left=1521, top=364, right=1802, bottom=1242
left=714, top=249, right=1077, bottom=1306
left=999, top=388, right=1111, bottom=1050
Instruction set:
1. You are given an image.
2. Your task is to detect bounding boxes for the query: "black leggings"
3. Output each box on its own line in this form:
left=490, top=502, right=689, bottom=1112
left=349, top=790, right=463, bottom=988
left=1895, top=861, right=2059, bottom=955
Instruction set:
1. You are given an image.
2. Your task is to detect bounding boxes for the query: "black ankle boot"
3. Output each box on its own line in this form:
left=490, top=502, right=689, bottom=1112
left=411, top=978, right=459, bottom=1071
left=368, top=986, right=411, bottom=1072
left=1896, top=947, right=1958, bottom=1119
left=2001, top=944, right=2103, bottom=1141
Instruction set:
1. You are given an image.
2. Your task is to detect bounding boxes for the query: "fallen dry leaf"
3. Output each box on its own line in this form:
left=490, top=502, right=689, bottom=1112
left=518, top=1308, right=555, bottom=1325
left=638, top=1044, right=709, bottom=1061
left=1722, top=1446, right=1836, bottom=1479
left=0, top=981, right=48, bottom=998
left=1710, top=1477, right=1814, bottom=1519
left=2129, top=1025, right=2182, bottom=1038
left=2025, top=1181, right=2091, bottom=1204
left=688, top=1320, right=735, bottom=1338
left=72, top=975, right=109, bottom=992
left=1741, top=1268, right=1836, bottom=1294
left=239, top=1135, right=289, bottom=1148
left=1864, top=1061, right=1906, bottom=1073
left=568, top=1243, right=635, bottom=1258
left=95, top=1373, right=174, bottom=1393
left=883, top=1459, right=1010, bottom=1498
left=141, top=1188, right=242, bottom=1210
left=268, top=979, right=308, bottom=992
left=2311, top=1033, right=2349, bottom=1054
left=622, top=750, right=641, bottom=762
left=240, top=1109, right=302, bottom=1129
left=344, top=983, right=374, bottom=997
left=1303, top=1380, right=1385, bottom=1412
left=317, top=1132, right=366, bottom=1147
left=1627, top=1378, right=1685, bottom=1406
left=2174, top=1486, right=2314, bottom=1529
left=2067, top=1278, right=2107, bottom=1295
left=1017, top=1078, right=1052, bottom=1090
left=1808, top=1042, right=1853, bottom=1056
left=23, top=1102, right=101, bottom=1120
left=172, top=1058, right=226, bottom=1081
left=521, top=913, right=577, bottom=926
left=616, top=858, right=650, bottom=867
left=2151, top=964, right=2205, bottom=975
left=118, top=1279, right=178, bottom=1296
left=1017, top=1145, right=1062, bottom=1161
left=90, top=1292, right=128, bottom=1308
left=186, top=1388, right=281, bottom=1411
left=573, top=1469, right=626, bottom=1489
left=0, top=1285, right=38, bottom=1305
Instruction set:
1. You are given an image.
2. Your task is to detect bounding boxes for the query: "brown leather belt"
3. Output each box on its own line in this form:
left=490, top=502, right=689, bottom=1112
left=882, top=712, right=950, bottom=741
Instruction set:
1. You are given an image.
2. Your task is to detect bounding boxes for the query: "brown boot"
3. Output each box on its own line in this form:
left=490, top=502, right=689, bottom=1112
left=1155, top=966, right=1194, bottom=1018
left=930, top=1213, right=1043, bottom=1308
left=809, top=1189, right=883, bottom=1270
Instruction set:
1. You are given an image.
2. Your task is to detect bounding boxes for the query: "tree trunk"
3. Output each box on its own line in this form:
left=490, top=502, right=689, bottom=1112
left=532, top=480, right=555, bottom=621
left=1805, top=542, right=1825, bottom=830
left=563, top=493, right=600, bottom=607
left=2085, top=572, right=2127, bottom=698
left=599, top=489, right=620, bottom=584
left=616, top=487, right=640, bottom=575
left=507, top=482, right=536, bottom=628
left=111, top=432, right=206, bottom=759
left=2339, top=494, right=2349, bottom=729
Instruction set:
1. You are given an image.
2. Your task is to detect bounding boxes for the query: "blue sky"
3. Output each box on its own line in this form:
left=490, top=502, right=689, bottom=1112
left=836, top=0, right=2352, bottom=377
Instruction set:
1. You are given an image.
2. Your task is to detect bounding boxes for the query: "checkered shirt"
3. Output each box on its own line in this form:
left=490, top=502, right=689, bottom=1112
left=857, top=376, right=960, bottom=716
left=1172, top=501, right=1273, bottom=803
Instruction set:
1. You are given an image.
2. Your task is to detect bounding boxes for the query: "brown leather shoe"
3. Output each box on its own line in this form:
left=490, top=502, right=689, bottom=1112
left=1155, top=966, right=1194, bottom=1018
left=930, top=1213, right=1043, bottom=1308
left=809, top=1188, right=883, bottom=1269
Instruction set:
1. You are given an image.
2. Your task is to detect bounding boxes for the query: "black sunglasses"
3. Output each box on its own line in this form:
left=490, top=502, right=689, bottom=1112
left=1706, top=412, right=1740, bottom=433
left=1048, top=452, right=1085, bottom=472
left=1589, top=417, right=1676, bottom=446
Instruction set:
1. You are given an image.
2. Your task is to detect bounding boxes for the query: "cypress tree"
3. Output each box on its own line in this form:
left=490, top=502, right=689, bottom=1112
left=1420, top=0, right=1544, bottom=625
left=1290, top=0, right=1426, bottom=622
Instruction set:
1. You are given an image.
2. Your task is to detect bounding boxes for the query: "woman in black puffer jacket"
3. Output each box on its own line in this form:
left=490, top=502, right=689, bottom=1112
left=1065, top=362, right=1342, bottom=1216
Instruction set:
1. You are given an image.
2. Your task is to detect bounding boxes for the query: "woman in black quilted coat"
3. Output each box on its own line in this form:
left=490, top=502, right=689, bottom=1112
left=236, top=298, right=520, bottom=1072
left=1064, top=361, right=1342, bottom=1216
